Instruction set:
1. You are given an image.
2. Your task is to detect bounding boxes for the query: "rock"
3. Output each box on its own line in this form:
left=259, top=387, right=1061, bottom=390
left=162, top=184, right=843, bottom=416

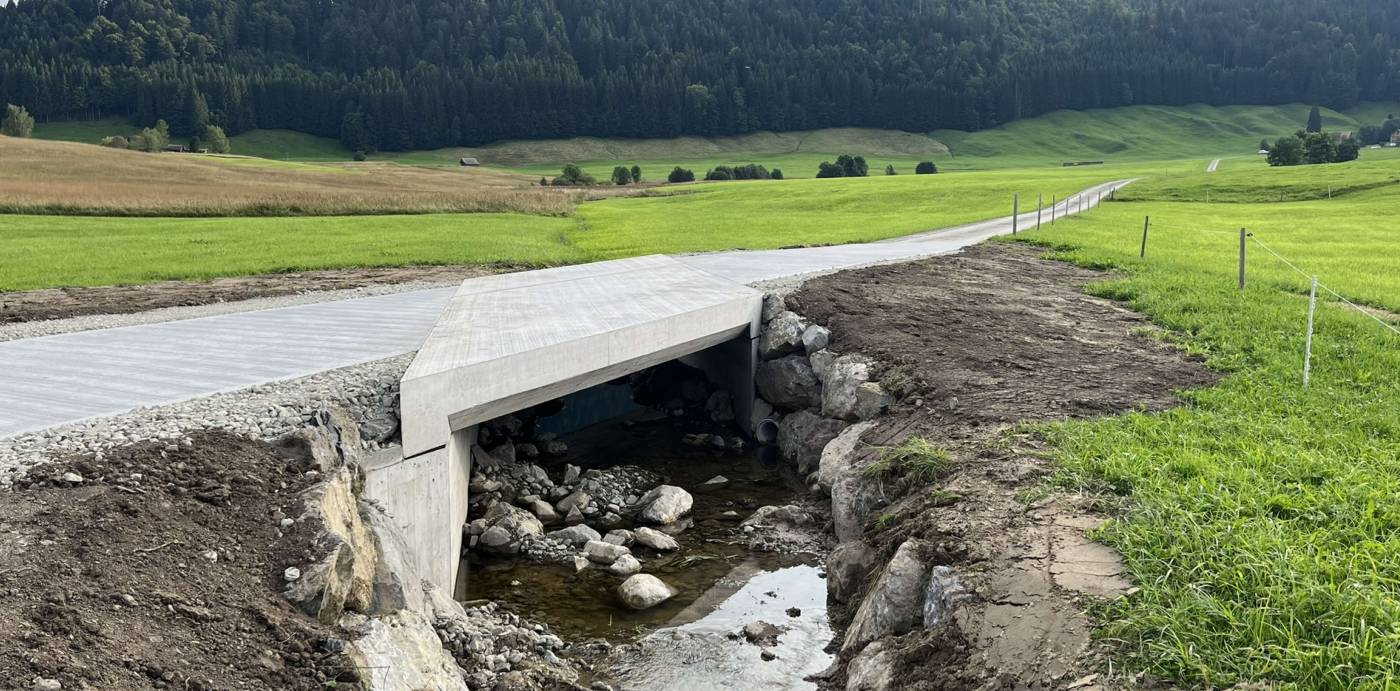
left=60, top=472, right=83, bottom=484
left=572, top=556, right=591, bottom=573
left=705, top=390, right=735, bottom=422
left=549, top=525, right=601, bottom=547
left=563, top=464, right=581, bottom=485
left=922, top=566, right=969, bottom=629
left=565, top=506, right=585, bottom=526
left=637, top=485, right=694, bottom=524
left=201, top=549, right=219, bottom=563
left=284, top=567, right=302, bottom=582
left=755, top=355, right=822, bottom=410
left=809, top=349, right=839, bottom=384
left=761, top=294, right=787, bottom=322
left=816, top=421, right=876, bottom=494
left=32, top=678, right=62, bottom=690
left=633, top=527, right=680, bottom=551
left=584, top=540, right=631, bottom=565
left=617, top=574, right=677, bottom=610
left=489, top=440, right=516, bottom=465
left=826, top=541, right=880, bottom=604
left=518, top=443, right=540, bottom=459
left=759, top=311, right=807, bottom=359
left=340, top=609, right=470, bottom=691
left=607, top=554, right=642, bottom=576
left=761, top=650, right=777, bottom=661
left=603, top=529, right=634, bottom=546
left=694, top=475, right=730, bottom=494
left=845, top=639, right=898, bottom=691
left=283, top=467, right=377, bottom=624
left=801, top=325, right=831, bottom=354
left=777, top=411, right=848, bottom=473
left=542, top=440, right=568, bottom=456
left=786, top=607, right=802, bottom=617
left=831, top=471, right=889, bottom=543
left=556, top=490, right=591, bottom=514
left=843, top=540, right=929, bottom=653
left=822, top=355, right=889, bottom=421
left=742, top=620, right=783, bottom=646
left=529, top=499, right=561, bottom=525
left=475, top=503, right=544, bottom=555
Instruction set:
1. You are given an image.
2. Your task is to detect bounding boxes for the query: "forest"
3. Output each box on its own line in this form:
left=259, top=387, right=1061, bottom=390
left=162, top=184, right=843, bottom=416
left=1, top=0, right=1398, bottom=151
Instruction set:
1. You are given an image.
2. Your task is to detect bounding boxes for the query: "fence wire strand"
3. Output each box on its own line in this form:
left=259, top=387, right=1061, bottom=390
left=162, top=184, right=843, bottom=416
left=1247, top=234, right=1400, bottom=338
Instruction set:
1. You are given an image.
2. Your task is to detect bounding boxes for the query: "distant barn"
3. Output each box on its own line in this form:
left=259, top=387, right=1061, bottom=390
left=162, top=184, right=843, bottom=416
left=459, top=157, right=481, bottom=167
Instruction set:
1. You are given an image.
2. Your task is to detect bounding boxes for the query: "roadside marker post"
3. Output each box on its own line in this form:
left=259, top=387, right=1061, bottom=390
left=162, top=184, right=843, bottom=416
left=1051, top=195, right=1057, bottom=224
left=1012, top=193, right=1019, bottom=235
left=1304, top=276, right=1318, bottom=387
left=1037, top=194, right=1043, bottom=230
left=1238, top=228, right=1248, bottom=290
left=1140, top=216, right=1150, bottom=258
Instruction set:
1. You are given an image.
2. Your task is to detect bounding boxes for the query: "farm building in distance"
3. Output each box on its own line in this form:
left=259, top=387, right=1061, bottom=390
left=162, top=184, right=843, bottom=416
left=459, top=157, right=480, bottom=167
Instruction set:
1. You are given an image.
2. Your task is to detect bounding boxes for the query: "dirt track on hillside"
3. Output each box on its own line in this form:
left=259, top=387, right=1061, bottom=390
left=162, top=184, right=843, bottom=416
left=0, top=265, right=497, bottom=324
left=789, top=242, right=1217, bottom=689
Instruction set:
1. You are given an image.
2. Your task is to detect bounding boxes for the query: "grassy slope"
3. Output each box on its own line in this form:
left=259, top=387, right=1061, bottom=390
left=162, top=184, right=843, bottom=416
left=1009, top=163, right=1400, bottom=688
left=32, top=118, right=353, bottom=160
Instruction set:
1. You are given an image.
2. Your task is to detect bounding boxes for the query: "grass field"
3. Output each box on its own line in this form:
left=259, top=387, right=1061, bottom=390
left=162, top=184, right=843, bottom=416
left=1010, top=177, right=1400, bottom=688
left=0, top=137, right=577, bottom=217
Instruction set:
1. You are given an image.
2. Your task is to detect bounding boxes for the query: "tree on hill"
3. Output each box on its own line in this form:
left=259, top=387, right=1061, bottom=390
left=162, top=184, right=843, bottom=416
left=1302, top=132, right=1337, bottom=164
left=100, top=135, right=128, bottom=149
left=630, top=165, right=642, bottom=183
left=915, top=161, right=938, bottom=174
left=611, top=166, right=633, bottom=185
left=1, top=104, right=34, bottom=137
left=204, top=125, right=231, bottom=154
left=704, top=167, right=733, bottom=181
left=816, top=161, right=845, bottom=178
left=667, top=167, right=695, bottom=183
left=771, top=169, right=784, bottom=180
left=835, top=154, right=868, bottom=177
left=1336, top=138, right=1360, bottom=162
left=885, top=164, right=897, bottom=175
left=1259, top=139, right=1270, bottom=152
left=1306, top=106, right=1323, bottom=133
left=1267, top=136, right=1304, bottom=166
left=553, top=163, right=595, bottom=186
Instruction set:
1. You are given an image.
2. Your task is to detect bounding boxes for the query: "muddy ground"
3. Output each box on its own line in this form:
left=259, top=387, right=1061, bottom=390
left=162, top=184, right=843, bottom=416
left=789, top=242, right=1217, bottom=689
left=0, top=432, right=359, bottom=691
left=0, top=265, right=497, bottom=324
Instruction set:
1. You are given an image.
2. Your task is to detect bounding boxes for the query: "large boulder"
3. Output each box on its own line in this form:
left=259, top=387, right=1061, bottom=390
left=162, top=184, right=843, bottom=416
left=815, top=421, right=876, bottom=494
left=475, top=502, right=544, bottom=555
left=617, top=574, right=678, bottom=610
left=823, top=355, right=891, bottom=421
left=842, top=540, right=929, bottom=653
left=759, top=311, right=807, bottom=359
left=637, top=485, right=693, bottom=524
left=777, top=411, right=848, bottom=473
left=826, top=540, right=881, bottom=605
left=809, top=350, right=838, bottom=384
left=755, top=355, right=822, bottom=410
left=845, top=639, right=899, bottom=691
left=584, top=540, right=631, bottom=565
left=831, top=471, right=890, bottom=543
left=801, top=325, right=831, bottom=354
left=284, top=467, right=377, bottom=624
left=547, top=524, right=601, bottom=548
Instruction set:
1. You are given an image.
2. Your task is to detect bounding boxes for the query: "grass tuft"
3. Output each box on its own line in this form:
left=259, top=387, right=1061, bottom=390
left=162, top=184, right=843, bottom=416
left=865, top=437, right=952, bottom=484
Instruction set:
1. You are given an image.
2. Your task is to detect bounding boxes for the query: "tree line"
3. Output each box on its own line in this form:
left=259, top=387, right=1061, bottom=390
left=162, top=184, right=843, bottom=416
left=2, top=0, right=1399, bottom=152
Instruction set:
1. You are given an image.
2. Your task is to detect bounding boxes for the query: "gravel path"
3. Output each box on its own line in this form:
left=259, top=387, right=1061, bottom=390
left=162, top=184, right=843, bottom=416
left=0, top=280, right=460, bottom=342
left=0, top=353, right=410, bottom=488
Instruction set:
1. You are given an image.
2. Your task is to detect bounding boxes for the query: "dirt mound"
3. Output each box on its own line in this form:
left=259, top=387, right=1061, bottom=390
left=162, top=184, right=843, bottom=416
left=790, top=242, right=1217, bottom=688
left=0, top=432, right=360, bottom=690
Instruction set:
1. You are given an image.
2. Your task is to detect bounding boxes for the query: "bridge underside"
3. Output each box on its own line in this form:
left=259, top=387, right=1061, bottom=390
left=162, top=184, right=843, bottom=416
left=368, top=255, right=765, bottom=589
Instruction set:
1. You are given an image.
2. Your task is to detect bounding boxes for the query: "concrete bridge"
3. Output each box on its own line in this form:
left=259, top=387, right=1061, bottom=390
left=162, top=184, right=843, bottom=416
left=0, top=181, right=1128, bottom=589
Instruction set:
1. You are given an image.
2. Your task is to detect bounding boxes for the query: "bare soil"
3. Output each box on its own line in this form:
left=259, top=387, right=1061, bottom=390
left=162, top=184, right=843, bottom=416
left=0, top=432, right=361, bottom=691
left=789, top=242, right=1217, bottom=689
left=0, top=265, right=496, bottom=324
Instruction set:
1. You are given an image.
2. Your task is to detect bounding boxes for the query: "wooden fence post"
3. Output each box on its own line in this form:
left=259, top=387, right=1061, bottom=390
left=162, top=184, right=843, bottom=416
left=1051, top=195, right=1057, bottom=224
left=1037, top=194, right=1043, bottom=230
left=1304, top=276, right=1318, bottom=386
left=1140, top=216, right=1150, bottom=258
left=1238, top=228, right=1248, bottom=290
left=1012, top=193, right=1019, bottom=235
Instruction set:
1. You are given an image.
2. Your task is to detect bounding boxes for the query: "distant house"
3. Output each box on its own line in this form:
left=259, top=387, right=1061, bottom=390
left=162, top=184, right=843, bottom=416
left=1338, top=131, right=1353, bottom=141
left=459, top=157, right=481, bottom=167
left=1391, top=131, right=1400, bottom=145
left=164, top=144, right=190, bottom=153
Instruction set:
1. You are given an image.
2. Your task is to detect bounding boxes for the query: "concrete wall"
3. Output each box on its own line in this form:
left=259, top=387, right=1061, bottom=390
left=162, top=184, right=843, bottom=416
left=363, top=427, right=474, bottom=591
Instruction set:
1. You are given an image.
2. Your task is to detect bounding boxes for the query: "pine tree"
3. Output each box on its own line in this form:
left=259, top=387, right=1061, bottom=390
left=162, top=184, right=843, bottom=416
left=1306, top=105, right=1322, bottom=133
left=1, top=104, right=34, bottom=137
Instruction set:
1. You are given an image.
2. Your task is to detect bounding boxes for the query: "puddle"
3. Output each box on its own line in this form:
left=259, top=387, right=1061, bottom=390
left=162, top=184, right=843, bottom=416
left=458, top=416, right=834, bottom=687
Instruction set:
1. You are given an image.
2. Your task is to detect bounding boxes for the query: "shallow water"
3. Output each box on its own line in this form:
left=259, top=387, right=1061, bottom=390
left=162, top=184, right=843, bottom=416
left=460, top=418, right=823, bottom=643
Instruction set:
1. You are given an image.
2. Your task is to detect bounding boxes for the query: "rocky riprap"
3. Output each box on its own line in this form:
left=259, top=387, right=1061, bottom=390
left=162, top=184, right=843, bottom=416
left=433, top=601, right=574, bottom=690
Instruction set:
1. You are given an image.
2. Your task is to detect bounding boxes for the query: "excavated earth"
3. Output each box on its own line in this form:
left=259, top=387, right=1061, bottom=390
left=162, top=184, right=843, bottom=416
left=0, top=431, right=359, bottom=690
left=787, top=242, right=1218, bottom=689
left=0, top=265, right=497, bottom=323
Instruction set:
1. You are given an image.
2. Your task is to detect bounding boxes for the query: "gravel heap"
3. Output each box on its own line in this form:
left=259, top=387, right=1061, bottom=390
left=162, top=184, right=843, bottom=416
left=435, top=600, right=576, bottom=690
left=0, top=354, right=409, bottom=489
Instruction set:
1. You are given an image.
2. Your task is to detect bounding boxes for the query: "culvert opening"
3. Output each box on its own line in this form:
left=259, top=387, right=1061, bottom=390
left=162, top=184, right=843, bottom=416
left=454, top=356, right=830, bottom=661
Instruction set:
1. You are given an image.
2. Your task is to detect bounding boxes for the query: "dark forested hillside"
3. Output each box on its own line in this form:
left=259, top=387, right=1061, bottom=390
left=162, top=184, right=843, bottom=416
left=1, top=0, right=1398, bottom=151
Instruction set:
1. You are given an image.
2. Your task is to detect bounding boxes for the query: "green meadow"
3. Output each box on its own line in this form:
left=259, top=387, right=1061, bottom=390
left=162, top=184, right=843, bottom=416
left=1009, top=167, right=1400, bottom=688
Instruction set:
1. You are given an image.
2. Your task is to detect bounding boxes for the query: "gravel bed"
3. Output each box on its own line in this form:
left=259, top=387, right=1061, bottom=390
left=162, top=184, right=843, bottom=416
left=0, top=281, right=456, bottom=342
left=0, top=353, right=411, bottom=488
